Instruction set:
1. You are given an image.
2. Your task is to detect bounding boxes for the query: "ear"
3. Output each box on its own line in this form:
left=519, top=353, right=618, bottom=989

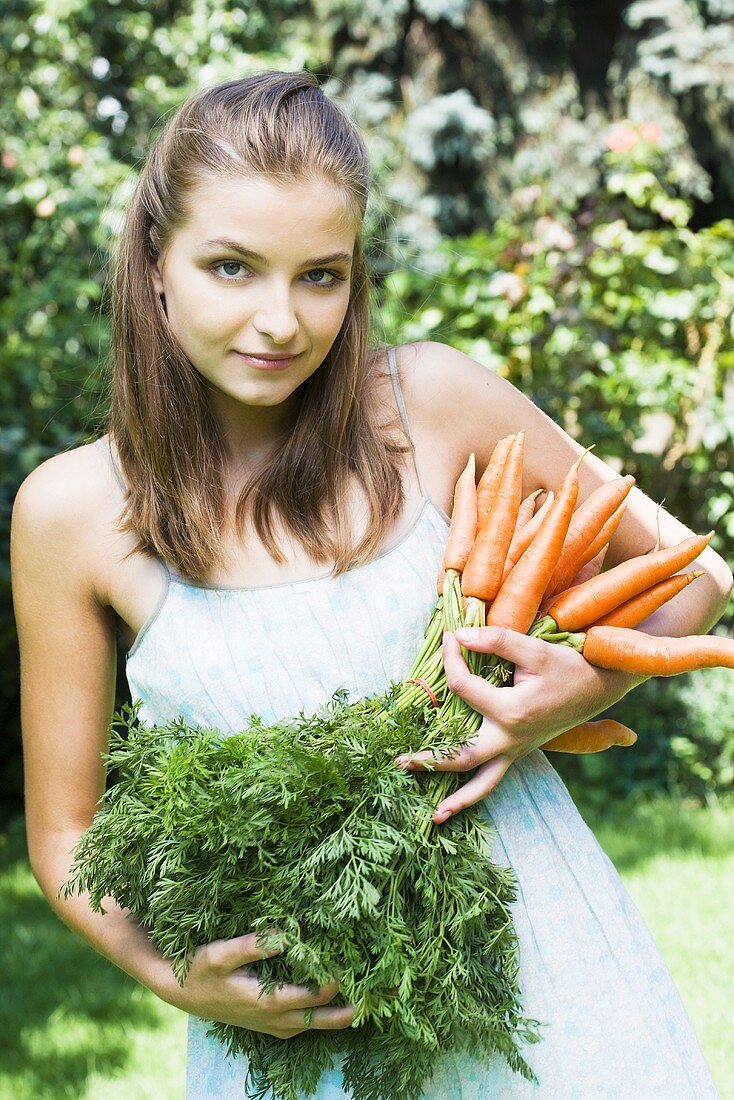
left=150, top=257, right=165, bottom=296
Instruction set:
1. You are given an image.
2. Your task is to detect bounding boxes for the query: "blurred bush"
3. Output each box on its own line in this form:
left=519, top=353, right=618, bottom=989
left=2, top=0, right=732, bottom=817
left=546, top=664, right=734, bottom=811
left=378, top=131, right=734, bottom=573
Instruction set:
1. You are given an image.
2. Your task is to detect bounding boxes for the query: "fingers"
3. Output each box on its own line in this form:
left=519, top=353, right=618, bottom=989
left=440, top=632, right=508, bottom=712
left=449, top=625, right=551, bottom=667
left=264, top=978, right=342, bottom=1012
left=396, top=721, right=506, bottom=773
left=433, top=755, right=513, bottom=823
left=281, top=1003, right=355, bottom=1032
left=203, top=930, right=284, bottom=972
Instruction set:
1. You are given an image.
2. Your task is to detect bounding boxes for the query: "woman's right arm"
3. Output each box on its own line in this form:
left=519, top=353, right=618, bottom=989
left=11, top=452, right=353, bottom=1040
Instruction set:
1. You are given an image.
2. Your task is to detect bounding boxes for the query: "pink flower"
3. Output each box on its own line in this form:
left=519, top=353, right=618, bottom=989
left=640, top=122, right=663, bottom=145
left=35, top=197, right=56, bottom=218
left=67, top=145, right=85, bottom=166
left=488, top=271, right=526, bottom=304
left=514, top=184, right=541, bottom=210
left=2, top=150, right=18, bottom=169
left=534, top=216, right=575, bottom=251
left=605, top=124, right=639, bottom=153
left=657, top=201, right=678, bottom=222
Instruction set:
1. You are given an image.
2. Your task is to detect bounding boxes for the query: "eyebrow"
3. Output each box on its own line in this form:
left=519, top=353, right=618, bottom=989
left=198, top=238, right=353, bottom=266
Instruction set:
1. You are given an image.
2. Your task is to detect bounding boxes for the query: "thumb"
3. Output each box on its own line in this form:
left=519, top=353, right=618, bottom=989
left=207, top=929, right=285, bottom=972
left=452, top=625, right=549, bottom=668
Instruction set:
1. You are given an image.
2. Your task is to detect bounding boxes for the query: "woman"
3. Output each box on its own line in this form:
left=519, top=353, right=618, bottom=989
left=12, top=70, right=729, bottom=1098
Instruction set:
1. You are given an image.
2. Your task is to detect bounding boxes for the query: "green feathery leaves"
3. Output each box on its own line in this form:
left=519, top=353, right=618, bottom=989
left=63, top=594, right=544, bottom=1099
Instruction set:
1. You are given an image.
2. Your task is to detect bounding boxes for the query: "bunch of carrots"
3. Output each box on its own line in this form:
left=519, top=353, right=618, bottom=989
left=395, top=432, right=733, bottom=758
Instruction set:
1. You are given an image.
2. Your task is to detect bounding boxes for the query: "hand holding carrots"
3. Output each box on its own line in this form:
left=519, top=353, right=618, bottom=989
left=398, top=430, right=732, bottom=821
left=398, top=626, right=641, bottom=821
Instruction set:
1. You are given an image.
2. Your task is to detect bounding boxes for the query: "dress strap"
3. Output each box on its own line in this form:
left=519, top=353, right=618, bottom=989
left=387, top=345, right=413, bottom=439
left=386, top=345, right=432, bottom=503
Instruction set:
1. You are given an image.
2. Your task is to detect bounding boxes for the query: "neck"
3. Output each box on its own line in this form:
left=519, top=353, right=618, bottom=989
left=206, top=385, right=303, bottom=473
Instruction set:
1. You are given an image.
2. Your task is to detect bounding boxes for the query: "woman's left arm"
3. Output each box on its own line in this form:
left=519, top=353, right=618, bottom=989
left=396, top=342, right=734, bottom=820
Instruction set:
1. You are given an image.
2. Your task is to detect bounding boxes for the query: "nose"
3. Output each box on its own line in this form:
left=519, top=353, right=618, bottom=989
left=252, top=282, right=300, bottom=344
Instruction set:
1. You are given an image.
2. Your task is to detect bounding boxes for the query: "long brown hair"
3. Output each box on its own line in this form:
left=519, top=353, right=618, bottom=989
left=105, top=70, right=408, bottom=583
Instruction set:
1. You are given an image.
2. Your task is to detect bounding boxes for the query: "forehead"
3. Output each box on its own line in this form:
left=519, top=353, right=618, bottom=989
left=177, top=174, right=358, bottom=256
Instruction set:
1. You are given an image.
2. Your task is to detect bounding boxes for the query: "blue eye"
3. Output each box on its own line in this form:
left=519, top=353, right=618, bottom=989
left=214, top=261, right=245, bottom=279
left=305, top=269, right=339, bottom=287
left=209, top=262, right=345, bottom=286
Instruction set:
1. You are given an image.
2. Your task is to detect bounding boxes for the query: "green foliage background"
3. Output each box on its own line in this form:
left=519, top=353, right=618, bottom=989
left=2, top=0, right=733, bottom=817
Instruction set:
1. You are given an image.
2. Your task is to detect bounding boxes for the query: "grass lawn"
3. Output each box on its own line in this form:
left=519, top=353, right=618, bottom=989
left=1, top=798, right=731, bottom=1099
left=0, top=817, right=185, bottom=1100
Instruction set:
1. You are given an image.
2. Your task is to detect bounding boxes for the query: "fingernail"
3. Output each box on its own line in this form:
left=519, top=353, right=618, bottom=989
left=455, top=628, right=478, bottom=642
left=434, top=808, right=452, bottom=823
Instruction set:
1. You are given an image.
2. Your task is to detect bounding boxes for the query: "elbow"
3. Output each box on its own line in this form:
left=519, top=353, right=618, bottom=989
left=27, top=844, right=55, bottom=904
left=25, top=826, right=74, bottom=911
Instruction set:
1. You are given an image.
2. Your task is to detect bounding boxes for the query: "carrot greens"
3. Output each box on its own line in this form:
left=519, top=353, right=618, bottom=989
left=64, top=693, right=542, bottom=1100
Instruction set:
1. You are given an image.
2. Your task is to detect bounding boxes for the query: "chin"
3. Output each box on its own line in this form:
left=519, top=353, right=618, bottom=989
left=231, top=381, right=304, bottom=407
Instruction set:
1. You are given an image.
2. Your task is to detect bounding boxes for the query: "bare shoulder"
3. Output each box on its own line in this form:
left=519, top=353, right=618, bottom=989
left=394, top=339, right=500, bottom=395
left=391, top=340, right=579, bottom=490
left=11, top=440, right=114, bottom=607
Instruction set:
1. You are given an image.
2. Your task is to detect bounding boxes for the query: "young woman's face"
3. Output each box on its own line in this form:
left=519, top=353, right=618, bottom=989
left=151, top=174, right=357, bottom=415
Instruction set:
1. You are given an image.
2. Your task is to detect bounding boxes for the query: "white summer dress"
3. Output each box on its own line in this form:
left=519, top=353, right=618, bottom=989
left=108, top=347, right=720, bottom=1099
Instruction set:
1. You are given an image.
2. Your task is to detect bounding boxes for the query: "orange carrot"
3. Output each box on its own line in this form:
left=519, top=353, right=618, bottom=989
left=462, top=432, right=525, bottom=601
left=515, top=489, right=543, bottom=533
left=486, top=452, right=585, bottom=634
left=438, top=454, right=478, bottom=593
left=544, top=476, right=635, bottom=598
left=538, top=545, right=608, bottom=618
left=546, top=533, right=713, bottom=632
left=582, top=626, right=734, bottom=675
left=591, top=572, right=704, bottom=629
left=476, top=434, right=514, bottom=526
left=575, top=500, right=628, bottom=571
left=502, top=490, right=555, bottom=581
left=543, top=719, right=638, bottom=753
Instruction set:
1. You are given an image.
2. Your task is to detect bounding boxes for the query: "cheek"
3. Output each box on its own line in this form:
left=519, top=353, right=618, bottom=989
left=171, top=280, right=237, bottom=339
left=313, top=289, right=351, bottom=337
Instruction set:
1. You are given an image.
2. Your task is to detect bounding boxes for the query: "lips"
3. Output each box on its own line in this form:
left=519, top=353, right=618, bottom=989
left=234, top=351, right=301, bottom=371
left=239, top=352, right=298, bottom=360
left=236, top=349, right=303, bottom=358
